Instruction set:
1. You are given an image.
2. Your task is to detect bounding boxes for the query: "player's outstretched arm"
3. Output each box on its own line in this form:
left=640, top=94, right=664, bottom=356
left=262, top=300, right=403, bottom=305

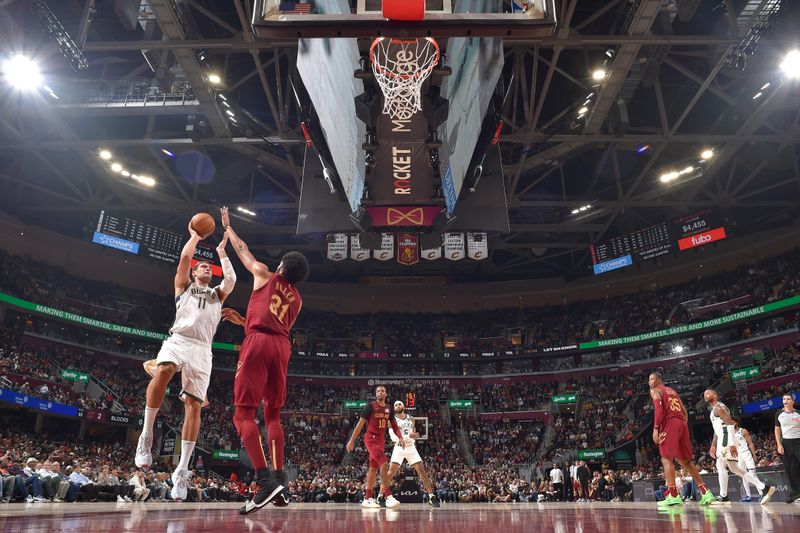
left=220, top=206, right=271, bottom=288
left=221, top=308, right=245, bottom=326
left=389, top=415, right=405, bottom=448
left=214, top=233, right=236, bottom=302
left=175, top=222, right=202, bottom=295
left=346, top=418, right=367, bottom=453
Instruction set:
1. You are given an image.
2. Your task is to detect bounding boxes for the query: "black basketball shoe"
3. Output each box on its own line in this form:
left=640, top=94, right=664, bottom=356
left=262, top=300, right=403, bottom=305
left=239, top=471, right=285, bottom=515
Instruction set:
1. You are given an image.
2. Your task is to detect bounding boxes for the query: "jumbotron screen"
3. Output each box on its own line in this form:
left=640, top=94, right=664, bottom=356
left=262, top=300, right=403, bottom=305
left=590, top=210, right=727, bottom=275
left=92, top=211, right=221, bottom=275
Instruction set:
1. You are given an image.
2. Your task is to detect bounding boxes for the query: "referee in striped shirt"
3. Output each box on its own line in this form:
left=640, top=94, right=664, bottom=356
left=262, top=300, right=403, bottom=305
left=775, top=393, right=800, bottom=503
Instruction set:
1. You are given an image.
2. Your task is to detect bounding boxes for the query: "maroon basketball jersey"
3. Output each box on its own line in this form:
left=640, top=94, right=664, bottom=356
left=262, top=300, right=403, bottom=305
left=244, top=273, right=302, bottom=337
left=361, top=401, right=393, bottom=437
left=655, top=384, right=685, bottom=425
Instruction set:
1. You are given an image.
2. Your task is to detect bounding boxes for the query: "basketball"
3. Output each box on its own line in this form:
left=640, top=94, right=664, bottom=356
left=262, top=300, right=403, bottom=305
left=190, top=213, right=215, bottom=239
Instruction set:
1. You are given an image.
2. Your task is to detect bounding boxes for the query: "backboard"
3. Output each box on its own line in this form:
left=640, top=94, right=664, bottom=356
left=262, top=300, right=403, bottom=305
left=252, top=0, right=557, bottom=40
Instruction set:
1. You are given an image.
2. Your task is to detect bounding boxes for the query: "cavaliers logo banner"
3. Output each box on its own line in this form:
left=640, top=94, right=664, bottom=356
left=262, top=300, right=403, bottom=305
left=443, top=233, right=465, bottom=261
left=467, top=233, right=489, bottom=261
left=366, top=206, right=442, bottom=227
left=422, top=247, right=442, bottom=261
left=326, top=233, right=348, bottom=262
left=350, top=234, right=370, bottom=261
left=397, top=233, right=419, bottom=266
left=372, top=233, right=395, bottom=261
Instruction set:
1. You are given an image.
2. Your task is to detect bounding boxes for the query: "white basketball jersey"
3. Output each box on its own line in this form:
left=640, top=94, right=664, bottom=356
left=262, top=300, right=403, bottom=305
left=390, top=415, right=416, bottom=447
left=710, top=401, right=733, bottom=450
left=169, top=282, right=222, bottom=345
left=736, top=428, right=752, bottom=458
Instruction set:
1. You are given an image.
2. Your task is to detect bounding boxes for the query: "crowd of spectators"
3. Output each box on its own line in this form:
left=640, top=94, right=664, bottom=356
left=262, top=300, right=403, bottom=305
left=1, top=247, right=798, bottom=358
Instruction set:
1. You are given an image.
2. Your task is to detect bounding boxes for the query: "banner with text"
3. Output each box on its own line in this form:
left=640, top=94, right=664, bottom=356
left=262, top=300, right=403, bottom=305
left=579, top=295, right=800, bottom=350
left=60, top=369, right=90, bottom=383
left=326, top=233, right=348, bottom=262
left=373, top=234, right=395, bottom=261
left=443, top=233, right=465, bottom=261
left=448, top=400, right=474, bottom=409
left=730, top=366, right=760, bottom=380
left=466, top=233, right=489, bottom=260
left=212, top=449, right=240, bottom=461
left=552, top=393, right=578, bottom=404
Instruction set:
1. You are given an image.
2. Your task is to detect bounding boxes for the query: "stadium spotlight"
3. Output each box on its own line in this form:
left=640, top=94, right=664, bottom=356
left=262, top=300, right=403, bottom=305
left=780, top=50, right=800, bottom=79
left=674, top=345, right=684, bottom=354
left=236, top=206, right=256, bottom=216
left=207, top=73, right=222, bottom=85
left=700, top=149, right=714, bottom=160
left=134, top=175, right=156, bottom=187
left=591, top=69, right=606, bottom=81
left=110, top=162, right=123, bottom=173
left=99, top=149, right=112, bottom=160
left=2, top=55, right=42, bottom=91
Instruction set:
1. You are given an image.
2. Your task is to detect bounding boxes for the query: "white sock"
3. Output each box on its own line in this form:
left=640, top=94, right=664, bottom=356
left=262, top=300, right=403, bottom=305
left=743, top=471, right=765, bottom=492
left=741, top=480, right=751, bottom=497
left=143, top=406, right=159, bottom=437
left=177, top=440, right=195, bottom=472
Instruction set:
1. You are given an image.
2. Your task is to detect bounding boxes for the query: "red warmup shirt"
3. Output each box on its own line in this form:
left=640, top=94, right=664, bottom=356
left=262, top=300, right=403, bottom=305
left=653, top=384, right=685, bottom=428
left=244, top=273, right=302, bottom=337
left=361, top=401, right=403, bottom=440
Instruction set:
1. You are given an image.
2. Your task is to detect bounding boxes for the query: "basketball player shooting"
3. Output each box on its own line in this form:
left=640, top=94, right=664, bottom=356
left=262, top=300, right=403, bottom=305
left=386, top=400, right=440, bottom=507
left=135, top=221, right=236, bottom=502
left=346, top=386, right=405, bottom=508
left=648, top=373, right=715, bottom=507
left=219, top=206, right=310, bottom=516
left=703, top=389, right=775, bottom=505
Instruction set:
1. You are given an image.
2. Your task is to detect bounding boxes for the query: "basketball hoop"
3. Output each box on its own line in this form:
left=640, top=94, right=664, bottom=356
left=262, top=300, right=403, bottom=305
left=369, top=37, right=441, bottom=121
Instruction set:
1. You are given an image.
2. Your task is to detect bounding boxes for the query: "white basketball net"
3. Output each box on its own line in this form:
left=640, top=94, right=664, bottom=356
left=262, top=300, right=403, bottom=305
left=370, top=37, right=440, bottom=121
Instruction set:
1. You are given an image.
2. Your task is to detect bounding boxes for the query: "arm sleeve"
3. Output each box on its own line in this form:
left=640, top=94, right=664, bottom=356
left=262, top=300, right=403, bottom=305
left=389, top=414, right=403, bottom=441
left=653, top=396, right=664, bottom=429
left=217, top=256, right=237, bottom=295
left=775, top=412, right=782, bottom=427
left=360, top=403, right=373, bottom=420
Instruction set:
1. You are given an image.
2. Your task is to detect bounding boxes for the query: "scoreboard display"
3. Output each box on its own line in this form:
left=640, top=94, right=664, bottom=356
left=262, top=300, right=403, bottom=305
left=590, top=210, right=727, bottom=274
left=92, top=211, right=221, bottom=275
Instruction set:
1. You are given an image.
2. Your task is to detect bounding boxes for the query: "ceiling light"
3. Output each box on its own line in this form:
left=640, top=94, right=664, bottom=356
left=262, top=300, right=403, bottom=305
left=221, top=100, right=230, bottom=107
left=578, top=106, right=589, bottom=114
left=592, top=69, right=606, bottom=81
left=208, top=73, right=222, bottom=85
left=161, top=148, right=175, bottom=157
left=2, top=55, right=42, bottom=91
left=134, top=175, right=156, bottom=187
left=99, top=150, right=112, bottom=160
left=111, top=162, right=123, bottom=172
left=780, top=50, right=800, bottom=78
left=760, top=82, right=770, bottom=90
left=225, top=109, right=235, bottom=117
left=121, top=170, right=130, bottom=177
left=571, top=209, right=579, bottom=215
left=579, top=205, right=589, bottom=212
left=237, top=206, right=256, bottom=216
left=636, top=145, right=650, bottom=154
left=660, top=171, right=678, bottom=183
left=752, top=92, right=763, bottom=100
left=700, top=149, right=714, bottom=160
left=674, top=345, right=684, bottom=354
left=218, top=94, right=227, bottom=101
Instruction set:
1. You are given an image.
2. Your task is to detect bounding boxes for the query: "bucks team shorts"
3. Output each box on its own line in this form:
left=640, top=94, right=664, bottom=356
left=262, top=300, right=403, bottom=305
left=155, top=333, right=212, bottom=404
left=390, top=444, right=422, bottom=466
left=233, top=332, right=291, bottom=409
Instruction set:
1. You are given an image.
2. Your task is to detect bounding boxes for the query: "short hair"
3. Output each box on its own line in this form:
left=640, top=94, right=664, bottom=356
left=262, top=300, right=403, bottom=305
left=732, top=417, right=741, bottom=425
left=280, top=252, right=310, bottom=284
left=190, top=261, right=210, bottom=281
left=376, top=385, right=386, bottom=392
left=784, top=394, right=795, bottom=399
left=650, top=372, right=663, bottom=382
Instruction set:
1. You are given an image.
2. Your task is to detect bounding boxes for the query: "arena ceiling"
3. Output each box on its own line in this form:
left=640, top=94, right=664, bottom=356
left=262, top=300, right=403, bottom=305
left=0, top=0, right=799, bottom=282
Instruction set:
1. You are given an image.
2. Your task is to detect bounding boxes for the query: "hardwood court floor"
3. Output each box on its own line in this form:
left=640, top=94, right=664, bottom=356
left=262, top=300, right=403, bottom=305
left=1, top=501, right=798, bottom=532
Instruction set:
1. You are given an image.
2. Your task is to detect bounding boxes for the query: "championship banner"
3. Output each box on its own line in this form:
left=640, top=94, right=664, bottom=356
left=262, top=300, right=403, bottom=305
left=350, top=234, right=371, bottom=261
left=443, top=233, right=465, bottom=261
left=421, top=247, right=442, bottom=261
left=397, top=233, right=420, bottom=266
left=326, top=233, right=348, bottom=262
left=466, top=233, right=489, bottom=260
left=373, top=233, right=395, bottom=261
left=366, top=206, right=442, bottom=227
